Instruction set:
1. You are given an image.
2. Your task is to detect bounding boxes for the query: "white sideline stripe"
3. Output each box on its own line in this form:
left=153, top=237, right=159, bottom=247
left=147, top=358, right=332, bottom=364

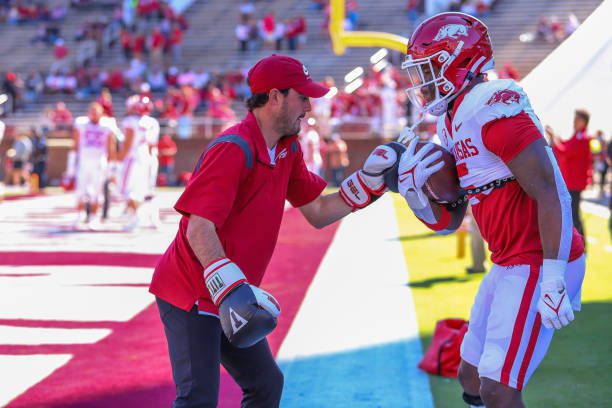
left=0, top=354, right=72, bottom=407
left=0, top=266, right=154, bottom=322
left=277, top=194, right=433, bottom=405
left=0, top=326, right=111, bottom=345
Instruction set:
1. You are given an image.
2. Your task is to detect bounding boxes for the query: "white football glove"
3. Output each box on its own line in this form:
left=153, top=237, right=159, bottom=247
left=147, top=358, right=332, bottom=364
left=537, top=259, right=575, bottom=330
left=340, top=144, right=397, bottom=210
left=397, top=138, right=444, bottom=223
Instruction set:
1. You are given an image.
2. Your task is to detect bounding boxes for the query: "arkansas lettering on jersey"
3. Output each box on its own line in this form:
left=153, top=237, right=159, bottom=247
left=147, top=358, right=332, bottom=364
left=437, top=79, right=583, bottom=266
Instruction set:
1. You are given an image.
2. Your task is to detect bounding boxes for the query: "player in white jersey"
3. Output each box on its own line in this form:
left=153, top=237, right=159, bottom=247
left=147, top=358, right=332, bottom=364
left=396, top=13, right=585, bottom=408
left=72, top=102, right=116, bottom=229
left=118, top=94, right=158, bottom=231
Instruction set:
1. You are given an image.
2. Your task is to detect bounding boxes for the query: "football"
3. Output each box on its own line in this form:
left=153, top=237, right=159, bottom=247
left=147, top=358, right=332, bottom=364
left=383, top=141, right=461, bottom=204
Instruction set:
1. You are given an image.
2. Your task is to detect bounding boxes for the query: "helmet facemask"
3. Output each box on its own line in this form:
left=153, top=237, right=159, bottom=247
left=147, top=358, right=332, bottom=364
left=403, top=49, right=458, bottom=117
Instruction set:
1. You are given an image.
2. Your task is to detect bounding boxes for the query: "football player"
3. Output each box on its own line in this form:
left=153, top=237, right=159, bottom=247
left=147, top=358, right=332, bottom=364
left=118, top=95, right=158, bottom=231
left=72, top=102, right=116, bottom=229
left=397, top=12, right=585, bottom=408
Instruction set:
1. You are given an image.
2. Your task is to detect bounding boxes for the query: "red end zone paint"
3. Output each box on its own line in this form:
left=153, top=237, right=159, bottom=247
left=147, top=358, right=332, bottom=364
left=6, top=208, right=339, bottom=407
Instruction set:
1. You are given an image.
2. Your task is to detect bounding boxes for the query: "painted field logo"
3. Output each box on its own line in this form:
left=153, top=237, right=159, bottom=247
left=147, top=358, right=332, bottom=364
left=434, top=24, right=468, bottom=40
left=486, top=89, right=520, bottom=106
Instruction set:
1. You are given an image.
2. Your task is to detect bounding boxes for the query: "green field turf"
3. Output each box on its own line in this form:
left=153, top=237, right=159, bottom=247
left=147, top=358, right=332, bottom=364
left=392, top=194, right=612, bottom=408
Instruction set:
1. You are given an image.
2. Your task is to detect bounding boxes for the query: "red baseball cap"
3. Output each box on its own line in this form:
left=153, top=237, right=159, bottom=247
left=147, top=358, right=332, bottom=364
left=248, top=54, right=330, bottom=98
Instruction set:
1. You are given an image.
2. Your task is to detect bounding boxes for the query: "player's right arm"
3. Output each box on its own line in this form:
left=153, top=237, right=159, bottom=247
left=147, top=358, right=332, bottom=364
left=484, top=114, right=575, bottom=330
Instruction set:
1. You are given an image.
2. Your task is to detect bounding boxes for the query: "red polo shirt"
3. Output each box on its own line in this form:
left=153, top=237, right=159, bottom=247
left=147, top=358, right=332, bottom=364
left=149, top=112, right=326, bottom=314
left=552, top=130, right=592, bottom=191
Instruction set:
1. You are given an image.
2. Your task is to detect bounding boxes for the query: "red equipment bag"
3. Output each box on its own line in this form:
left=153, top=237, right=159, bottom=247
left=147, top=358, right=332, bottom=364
left=418, top=318, right=468, bottom=378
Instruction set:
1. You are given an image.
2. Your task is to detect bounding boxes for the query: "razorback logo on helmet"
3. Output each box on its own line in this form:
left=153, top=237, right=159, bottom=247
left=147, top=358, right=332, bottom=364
left=486, top=89, right=520, bottom=106
left=434, top=24, right=468, bottom=41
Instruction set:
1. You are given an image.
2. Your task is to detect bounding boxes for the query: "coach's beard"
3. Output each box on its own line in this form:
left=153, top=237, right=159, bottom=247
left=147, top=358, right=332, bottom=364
left=276, top=114, right=304, bottom=138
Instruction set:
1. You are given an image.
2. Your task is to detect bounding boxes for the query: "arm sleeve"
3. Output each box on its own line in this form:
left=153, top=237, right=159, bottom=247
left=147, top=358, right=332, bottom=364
left=482, top=111, right=543, bottom=163
left=174, top=142, right=248, bottom=228
left=286, top=141, right=327, bottom=208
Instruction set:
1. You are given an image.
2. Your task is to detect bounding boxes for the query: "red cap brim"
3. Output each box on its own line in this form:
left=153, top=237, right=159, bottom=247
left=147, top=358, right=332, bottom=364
left=294, top=81, right=330, bottom=98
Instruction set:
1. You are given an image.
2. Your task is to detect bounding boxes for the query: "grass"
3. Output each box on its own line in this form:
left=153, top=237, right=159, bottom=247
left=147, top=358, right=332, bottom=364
left=392, top=194, right=612, bottom=408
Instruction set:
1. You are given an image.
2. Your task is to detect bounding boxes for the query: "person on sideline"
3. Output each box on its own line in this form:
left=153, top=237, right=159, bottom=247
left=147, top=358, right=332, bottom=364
left=149, top=54, right=407, bottom=407
left=546, top=109, right=592, bottom=240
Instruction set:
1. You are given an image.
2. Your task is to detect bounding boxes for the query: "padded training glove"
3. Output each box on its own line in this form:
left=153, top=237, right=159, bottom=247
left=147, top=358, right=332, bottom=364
left=204, top=258, right=281, bottom=348
left=339, top=144, right=398, bottom=210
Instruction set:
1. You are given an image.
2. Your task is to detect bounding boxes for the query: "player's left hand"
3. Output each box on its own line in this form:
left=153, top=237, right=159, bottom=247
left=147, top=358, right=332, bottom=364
left=537, top=278, right=574, bottom=330
left=398, top=137, right=444, bottom=210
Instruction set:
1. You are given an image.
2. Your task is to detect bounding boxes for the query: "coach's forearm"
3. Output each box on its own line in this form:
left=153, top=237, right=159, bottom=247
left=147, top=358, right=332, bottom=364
left=186, top=215, right=226, bottom=267
left=298, top=192, right=353, bottom=229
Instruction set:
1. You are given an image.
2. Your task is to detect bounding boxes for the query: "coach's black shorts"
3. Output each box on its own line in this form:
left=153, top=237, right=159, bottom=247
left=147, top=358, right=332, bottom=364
left=156, top=297, right=283, bottom=408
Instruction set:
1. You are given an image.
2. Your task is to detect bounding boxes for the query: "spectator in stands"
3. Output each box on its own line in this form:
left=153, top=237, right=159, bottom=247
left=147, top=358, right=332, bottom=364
left=150, top=26, right=165, bottom=64
left=120, top=27, right=133, bottom=61
left=51, top=101, right=73, bottom=131
left=536, top=16, right=554, bottom=43
left=147, top=65, right=167, bottom=92
left=177, top=67, right=196, bottom=87
left=346, top=0, right=359, bottom=29
left=30, top=23, right=49, bottom=46
left=549, top=15, right=566, bottom=42
left=101, top=67, right=123, bottom=92
left=236, top=15, right=251, bottom=53
left=132, top=30, right=147, bottom=60
left=405, top=0, right=421, bottom=25
left=124, top=56, right=147, bottom=85
left=169, top=22, right=183, bottom=64
left=546, top=109, right=593, bottom=241
left=192, top=68, right=210, bottom=92
left=158, top=133, right=177, bottom=186
left=53, top=38, right=69, bottom=60
left=285, top=17, right=302, bottom=52
left=565, top=13, right=580, bottom=38
left=24, top=71, right=44, bottom=105
left=259, top=11, right=276, bottom=48
left=326, top=131, right=349, bottom=186
left=165, top=67, right=179, bottom=89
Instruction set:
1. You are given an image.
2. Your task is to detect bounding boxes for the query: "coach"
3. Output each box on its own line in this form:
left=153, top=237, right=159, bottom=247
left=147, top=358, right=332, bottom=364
left=149, top=54, right=403, bottom=407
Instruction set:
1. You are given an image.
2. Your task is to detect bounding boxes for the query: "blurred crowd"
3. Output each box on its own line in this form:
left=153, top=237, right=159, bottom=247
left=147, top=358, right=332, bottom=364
left=236, top=2, right=308, bottom=53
